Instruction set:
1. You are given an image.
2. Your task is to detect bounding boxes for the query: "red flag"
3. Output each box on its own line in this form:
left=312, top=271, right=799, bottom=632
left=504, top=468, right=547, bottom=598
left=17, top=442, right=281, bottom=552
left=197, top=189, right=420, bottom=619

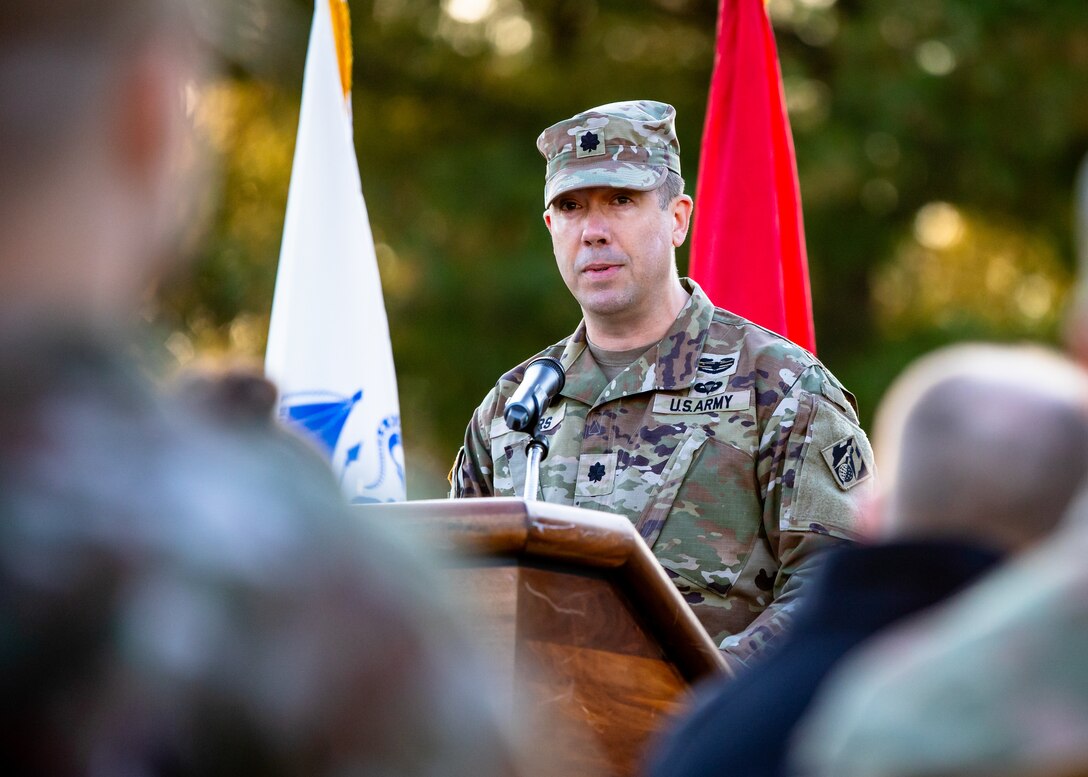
left=689, top=0, right=816, bottom=353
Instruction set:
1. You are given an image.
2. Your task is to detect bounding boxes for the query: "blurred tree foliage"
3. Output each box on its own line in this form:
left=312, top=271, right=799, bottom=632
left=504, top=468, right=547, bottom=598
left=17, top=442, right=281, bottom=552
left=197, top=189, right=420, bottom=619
left=154, top=0, right=1088, bottom=496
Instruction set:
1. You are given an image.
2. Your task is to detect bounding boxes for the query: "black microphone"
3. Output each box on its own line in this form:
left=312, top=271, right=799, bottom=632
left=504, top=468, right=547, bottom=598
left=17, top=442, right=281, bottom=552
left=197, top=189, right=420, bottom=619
left=504, top=357, right=566, bottom=433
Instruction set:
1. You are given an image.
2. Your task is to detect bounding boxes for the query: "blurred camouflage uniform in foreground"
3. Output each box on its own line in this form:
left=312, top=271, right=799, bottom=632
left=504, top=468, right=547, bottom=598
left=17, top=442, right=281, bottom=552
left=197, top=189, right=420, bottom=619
left=453, top=279, right=874, bottom=664
left=789, top=500, right=1088, bottom=777
left=0, top=0, right=522, bottom=771
left=0, top=333, right=523, bottom=777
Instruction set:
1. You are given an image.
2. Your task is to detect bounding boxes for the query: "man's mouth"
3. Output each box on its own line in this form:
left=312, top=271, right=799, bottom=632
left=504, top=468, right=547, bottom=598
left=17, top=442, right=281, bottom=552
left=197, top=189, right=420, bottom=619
left=583, top=262, right=622, bottom=277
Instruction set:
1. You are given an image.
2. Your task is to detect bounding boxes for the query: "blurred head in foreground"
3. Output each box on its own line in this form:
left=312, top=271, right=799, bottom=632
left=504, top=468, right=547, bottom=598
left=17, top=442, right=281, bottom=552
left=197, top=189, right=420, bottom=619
left=0, top=435, right=520, bottom=777
left=0, top=3, right=524, bottom=775
left=868, top=342, right=1088, bottom=553
left=1065, top=155, right=1088, bottom=365
left=0, top=0, right=206, bottom=332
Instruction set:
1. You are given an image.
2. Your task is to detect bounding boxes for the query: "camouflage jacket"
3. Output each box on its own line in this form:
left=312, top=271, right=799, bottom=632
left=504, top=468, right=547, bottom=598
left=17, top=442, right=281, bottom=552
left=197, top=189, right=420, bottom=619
left=789, top=513, right=1088, bottom=777
left=451, top=280, right=874, bottom=666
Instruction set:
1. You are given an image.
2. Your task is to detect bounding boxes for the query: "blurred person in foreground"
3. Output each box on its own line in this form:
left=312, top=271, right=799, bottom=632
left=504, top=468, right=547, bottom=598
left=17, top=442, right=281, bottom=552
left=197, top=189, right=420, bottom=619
left=450, top=100, right=874, bottom=668
left=786, top=159, right=1088, bottom=777
left=0, top=2, right=521, bottom=775
left=645, top=343, right=1088, bottom=777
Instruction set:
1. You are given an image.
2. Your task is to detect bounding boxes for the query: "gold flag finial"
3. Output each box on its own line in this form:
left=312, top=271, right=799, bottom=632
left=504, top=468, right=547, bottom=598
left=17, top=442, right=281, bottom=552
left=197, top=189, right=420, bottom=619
left=329, top=0, right=353, bottom=100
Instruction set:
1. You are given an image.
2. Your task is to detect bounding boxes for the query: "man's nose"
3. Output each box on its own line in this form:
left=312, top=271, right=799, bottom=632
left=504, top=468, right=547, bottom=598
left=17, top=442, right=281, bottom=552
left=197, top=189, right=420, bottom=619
left=581, top=209, right=610, bottom=246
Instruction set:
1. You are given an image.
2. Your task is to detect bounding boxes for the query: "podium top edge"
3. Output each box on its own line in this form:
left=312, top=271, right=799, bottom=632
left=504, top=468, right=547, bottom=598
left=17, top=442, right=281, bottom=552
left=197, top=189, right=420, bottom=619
left=353, top=497, right=638, bottom=567
left=353, top=497, right=729, bottom=679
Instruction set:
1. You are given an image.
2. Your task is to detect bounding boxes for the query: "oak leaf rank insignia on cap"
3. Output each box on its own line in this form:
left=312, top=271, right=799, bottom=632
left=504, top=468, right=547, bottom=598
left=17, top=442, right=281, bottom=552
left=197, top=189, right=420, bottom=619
left=536, top=99, right=682, bottom=206
left=577, top=130, right=604, bottom=158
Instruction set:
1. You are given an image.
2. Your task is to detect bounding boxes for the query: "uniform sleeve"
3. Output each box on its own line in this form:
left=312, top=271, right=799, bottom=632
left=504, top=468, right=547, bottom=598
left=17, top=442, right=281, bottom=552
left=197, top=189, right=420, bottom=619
left=449, top=396, right=497, bottom=498
left=719, top=369, right=874, bottom=666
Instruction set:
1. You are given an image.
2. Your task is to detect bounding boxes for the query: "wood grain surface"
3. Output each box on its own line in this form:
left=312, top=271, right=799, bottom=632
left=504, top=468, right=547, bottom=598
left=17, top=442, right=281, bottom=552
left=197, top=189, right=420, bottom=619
left=355, top=498, right=730, bottom=777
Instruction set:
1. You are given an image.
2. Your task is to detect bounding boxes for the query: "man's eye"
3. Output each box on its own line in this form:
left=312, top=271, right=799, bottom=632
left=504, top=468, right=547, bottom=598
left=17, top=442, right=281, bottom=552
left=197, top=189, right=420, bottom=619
left=558, top=200, right=579, bottom=212
left=614, top=195, right=633, bottom=205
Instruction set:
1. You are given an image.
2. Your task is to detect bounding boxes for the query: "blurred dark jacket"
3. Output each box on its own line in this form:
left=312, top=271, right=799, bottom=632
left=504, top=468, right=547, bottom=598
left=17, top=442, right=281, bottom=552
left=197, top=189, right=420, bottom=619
left=645, top=540, right=1002, bottom=777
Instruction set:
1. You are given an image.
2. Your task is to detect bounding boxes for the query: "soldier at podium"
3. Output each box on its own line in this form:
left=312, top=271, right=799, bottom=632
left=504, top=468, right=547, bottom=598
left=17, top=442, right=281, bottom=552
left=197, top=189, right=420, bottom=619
left=450, top=100, right=875, bottom=667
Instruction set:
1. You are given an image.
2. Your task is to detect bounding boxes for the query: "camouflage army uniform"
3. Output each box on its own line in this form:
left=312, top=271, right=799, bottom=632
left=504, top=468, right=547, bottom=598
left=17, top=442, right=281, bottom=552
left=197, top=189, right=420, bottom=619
left=452, top=279, right=874, bottom=665
left=789, top=507, right=1088, bottom=777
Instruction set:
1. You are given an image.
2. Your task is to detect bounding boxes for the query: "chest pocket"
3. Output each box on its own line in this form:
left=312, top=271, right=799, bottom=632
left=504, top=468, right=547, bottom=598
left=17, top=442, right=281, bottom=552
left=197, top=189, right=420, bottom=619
left=628, top=392, right=756, bottom=539
left=489, top=429, right=529, bottom=497
left=637, top=429, right=763, bottom=597
left=633, top=427, right=709, bottom=545
left=487, top=404, right=567, bottom=498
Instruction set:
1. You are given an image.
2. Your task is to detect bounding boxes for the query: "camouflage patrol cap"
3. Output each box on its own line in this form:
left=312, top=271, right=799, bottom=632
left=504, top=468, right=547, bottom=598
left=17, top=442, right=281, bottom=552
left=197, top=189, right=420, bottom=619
left=536, top=100, right=681, bottom=207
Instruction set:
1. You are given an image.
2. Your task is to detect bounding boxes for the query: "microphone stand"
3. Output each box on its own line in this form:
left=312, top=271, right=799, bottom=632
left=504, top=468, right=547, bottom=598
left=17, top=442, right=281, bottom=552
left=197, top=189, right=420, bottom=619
left=522, top=427, right=550, bottom=502
left=503, top=356, right=564, bottom=502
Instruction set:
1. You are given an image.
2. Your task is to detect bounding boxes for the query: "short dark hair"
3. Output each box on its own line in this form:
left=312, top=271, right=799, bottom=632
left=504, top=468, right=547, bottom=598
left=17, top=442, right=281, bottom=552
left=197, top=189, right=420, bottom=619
left=656, top=171, right=686, bottom=209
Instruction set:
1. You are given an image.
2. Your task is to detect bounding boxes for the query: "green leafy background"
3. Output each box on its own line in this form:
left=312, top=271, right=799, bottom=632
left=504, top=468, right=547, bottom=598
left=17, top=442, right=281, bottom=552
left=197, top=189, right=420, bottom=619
left=153, top=0, right=1088, bottom=496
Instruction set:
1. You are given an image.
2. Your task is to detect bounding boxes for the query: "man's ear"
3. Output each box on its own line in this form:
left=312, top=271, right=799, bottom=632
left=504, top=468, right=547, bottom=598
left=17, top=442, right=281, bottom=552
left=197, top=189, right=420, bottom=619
left=112, top=43, right=188, bottom=191
left=1064, top=293, right=1088, bottom=368
left=671, top=194, right=693, bottom=248
left=543, top=209, right=553, bottom=232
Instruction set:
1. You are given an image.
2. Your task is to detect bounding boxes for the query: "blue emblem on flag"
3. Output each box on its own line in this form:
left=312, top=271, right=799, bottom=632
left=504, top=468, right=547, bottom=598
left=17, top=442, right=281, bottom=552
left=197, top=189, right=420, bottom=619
left=350, top=414, right=405, bottom=504
left=281, top=390, right=363, bottom=455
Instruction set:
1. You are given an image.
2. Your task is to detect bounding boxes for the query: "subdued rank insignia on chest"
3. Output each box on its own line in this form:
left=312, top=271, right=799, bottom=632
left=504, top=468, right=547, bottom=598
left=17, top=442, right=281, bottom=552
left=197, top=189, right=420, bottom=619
left=653, top=388, right=751, bottom=415
left=821, top=435, right=873, bottom=491
left=536, top=403, right=565, bottom=433
left=575, top=452, right=618, bottom=497
left=583, top=418, right=607, bottom=438
left=575, top=129, right=606, bottom=158
left=696, top=352, right=740, bottom=380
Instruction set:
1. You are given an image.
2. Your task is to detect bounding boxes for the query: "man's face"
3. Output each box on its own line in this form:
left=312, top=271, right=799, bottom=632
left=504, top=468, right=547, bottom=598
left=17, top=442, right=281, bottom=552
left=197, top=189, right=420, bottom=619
left=543, top=185, right=691, bottom=325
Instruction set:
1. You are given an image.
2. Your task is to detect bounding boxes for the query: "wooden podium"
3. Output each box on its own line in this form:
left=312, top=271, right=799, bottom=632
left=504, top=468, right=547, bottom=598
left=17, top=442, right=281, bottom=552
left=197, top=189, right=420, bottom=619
left=355, top=497, right=728, bottom=777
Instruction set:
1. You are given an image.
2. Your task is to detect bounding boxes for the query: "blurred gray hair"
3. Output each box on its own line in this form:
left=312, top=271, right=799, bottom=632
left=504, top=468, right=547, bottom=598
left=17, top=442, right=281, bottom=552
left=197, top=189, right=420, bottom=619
left=656, top=171, right=686, bottom=209
left=876, top=343, right=1088, bottom=552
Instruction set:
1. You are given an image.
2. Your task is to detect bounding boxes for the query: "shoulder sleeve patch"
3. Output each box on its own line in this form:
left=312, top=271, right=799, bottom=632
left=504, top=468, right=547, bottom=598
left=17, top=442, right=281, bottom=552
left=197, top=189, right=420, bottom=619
left=821, top=435, right=873, bottom=491
left=786, top=397, right=875, bottom=540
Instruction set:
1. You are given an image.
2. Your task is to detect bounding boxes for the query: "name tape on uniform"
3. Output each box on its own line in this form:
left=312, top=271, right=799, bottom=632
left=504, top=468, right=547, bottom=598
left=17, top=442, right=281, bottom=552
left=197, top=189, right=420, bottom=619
left=653, top=389, right=751, bottom=415
left=537, top=404, right=565, bottom=432
left=492, top=403, right=565, bottom=438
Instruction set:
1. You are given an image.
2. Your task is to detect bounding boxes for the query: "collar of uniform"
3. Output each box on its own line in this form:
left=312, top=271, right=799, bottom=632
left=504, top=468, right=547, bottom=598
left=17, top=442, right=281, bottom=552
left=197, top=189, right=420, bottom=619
left=556, top=323, right=607, bottom=405
left=629, top=278, right=713, bottom=393
left=554, top=278, right=714, bottom=406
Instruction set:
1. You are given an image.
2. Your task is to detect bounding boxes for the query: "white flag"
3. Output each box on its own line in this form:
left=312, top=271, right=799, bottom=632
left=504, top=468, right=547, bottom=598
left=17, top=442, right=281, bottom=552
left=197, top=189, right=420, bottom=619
left=265, top=0, right=405, bottom=503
